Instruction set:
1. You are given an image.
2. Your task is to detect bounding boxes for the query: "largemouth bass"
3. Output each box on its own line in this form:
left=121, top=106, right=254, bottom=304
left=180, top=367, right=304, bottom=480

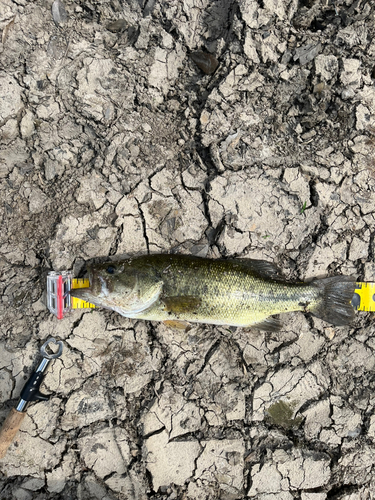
left=71, top=254, right=356, bottom=331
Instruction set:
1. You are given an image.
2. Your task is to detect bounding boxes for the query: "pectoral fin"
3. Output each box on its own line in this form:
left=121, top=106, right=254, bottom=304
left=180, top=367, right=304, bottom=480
left=162, top=296, right=201, bottom=314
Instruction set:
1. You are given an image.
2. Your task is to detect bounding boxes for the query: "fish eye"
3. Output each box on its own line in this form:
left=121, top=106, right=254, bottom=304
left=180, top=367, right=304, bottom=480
left=106, top=266, right=116, bottom=274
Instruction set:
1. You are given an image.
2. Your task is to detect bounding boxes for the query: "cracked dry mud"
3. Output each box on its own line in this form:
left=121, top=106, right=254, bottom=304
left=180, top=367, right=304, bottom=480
left=0, top=0, right=375, bottom=498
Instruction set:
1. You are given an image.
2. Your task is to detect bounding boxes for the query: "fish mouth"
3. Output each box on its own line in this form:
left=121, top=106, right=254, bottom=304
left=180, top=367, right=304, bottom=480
left=70, top=287, right=92, bottom=300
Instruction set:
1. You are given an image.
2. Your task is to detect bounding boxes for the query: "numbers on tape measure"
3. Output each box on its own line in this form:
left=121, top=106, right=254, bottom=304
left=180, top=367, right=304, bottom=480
left=71, top=278, right=96, bottom=309
left=72, top=278, right=90, bottom=289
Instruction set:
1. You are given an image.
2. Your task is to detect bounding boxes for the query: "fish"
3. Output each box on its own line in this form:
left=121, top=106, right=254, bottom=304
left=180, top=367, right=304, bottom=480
left=70, top=254, right=356, bottom=331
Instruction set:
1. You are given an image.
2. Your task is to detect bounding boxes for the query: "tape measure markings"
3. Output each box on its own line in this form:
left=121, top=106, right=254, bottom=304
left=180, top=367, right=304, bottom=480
left=353, top=282, right=375, bottom=312
left=71, top=278, right=96, bottom=309
left=69, top=279, right=375, bottom=313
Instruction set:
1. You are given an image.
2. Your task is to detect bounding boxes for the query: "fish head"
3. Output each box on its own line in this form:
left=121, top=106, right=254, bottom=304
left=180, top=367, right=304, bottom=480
left=71, top=261, right=163, bottom=315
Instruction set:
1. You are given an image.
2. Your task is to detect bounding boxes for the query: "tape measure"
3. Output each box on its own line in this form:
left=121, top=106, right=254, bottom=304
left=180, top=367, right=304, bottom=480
left=71, top=278, right=96, bottom=310
left=70, top=281, right=374, bottom=313
left=47, top=271, right=375, bottom=319
left=352, top=282, right=375, bottom=312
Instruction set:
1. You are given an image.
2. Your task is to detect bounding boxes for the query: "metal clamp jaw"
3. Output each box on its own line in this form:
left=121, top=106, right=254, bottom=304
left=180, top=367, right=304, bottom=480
left=16, top=338, right=63, bottom=412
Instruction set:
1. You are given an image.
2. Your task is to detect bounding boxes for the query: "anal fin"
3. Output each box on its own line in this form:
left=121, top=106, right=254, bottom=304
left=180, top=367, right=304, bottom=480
left=251, top=316, right=282, bottom=332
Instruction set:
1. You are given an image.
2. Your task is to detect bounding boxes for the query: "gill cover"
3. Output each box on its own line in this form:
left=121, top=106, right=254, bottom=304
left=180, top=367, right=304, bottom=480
left=115, top=272, right=164, bottom=316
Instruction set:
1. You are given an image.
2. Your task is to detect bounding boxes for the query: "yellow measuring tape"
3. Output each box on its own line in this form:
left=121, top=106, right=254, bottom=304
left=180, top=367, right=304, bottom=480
left=71, top=278, right=96, bottom=309
left=353, top=282, right=375, bottom=312
left=69, top=280, right=375, bottom=312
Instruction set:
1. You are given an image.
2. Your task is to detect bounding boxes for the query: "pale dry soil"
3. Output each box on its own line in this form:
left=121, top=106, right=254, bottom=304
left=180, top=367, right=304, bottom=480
left=1, top=0, right=375, bottom=499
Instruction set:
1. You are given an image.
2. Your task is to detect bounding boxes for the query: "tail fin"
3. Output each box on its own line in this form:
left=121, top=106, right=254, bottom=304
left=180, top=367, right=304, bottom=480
left=309, top=276, right=356, bottom=326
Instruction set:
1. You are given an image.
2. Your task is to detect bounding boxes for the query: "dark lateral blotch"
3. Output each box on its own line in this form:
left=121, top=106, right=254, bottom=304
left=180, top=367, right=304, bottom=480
left=190, top=51, right=219, bottom=75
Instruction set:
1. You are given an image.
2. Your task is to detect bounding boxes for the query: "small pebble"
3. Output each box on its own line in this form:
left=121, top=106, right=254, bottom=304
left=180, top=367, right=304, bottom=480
left=106, top=19, right=128, bottom=33
left=52, top=0, right=68, bottom=27
left=190, top=51, right=219, bottom=75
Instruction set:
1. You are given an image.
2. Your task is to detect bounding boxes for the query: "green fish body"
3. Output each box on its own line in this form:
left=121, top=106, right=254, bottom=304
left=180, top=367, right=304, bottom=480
left=71, top=254, right=356, bottom=331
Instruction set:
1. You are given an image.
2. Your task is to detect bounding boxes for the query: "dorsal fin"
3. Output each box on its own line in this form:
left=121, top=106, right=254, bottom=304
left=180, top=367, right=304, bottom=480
left=227, top=259, right=284, bottom=281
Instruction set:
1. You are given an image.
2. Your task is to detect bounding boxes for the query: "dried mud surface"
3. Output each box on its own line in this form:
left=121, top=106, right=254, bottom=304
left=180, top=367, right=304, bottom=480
left=1, top=0, right=375, bottom=499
